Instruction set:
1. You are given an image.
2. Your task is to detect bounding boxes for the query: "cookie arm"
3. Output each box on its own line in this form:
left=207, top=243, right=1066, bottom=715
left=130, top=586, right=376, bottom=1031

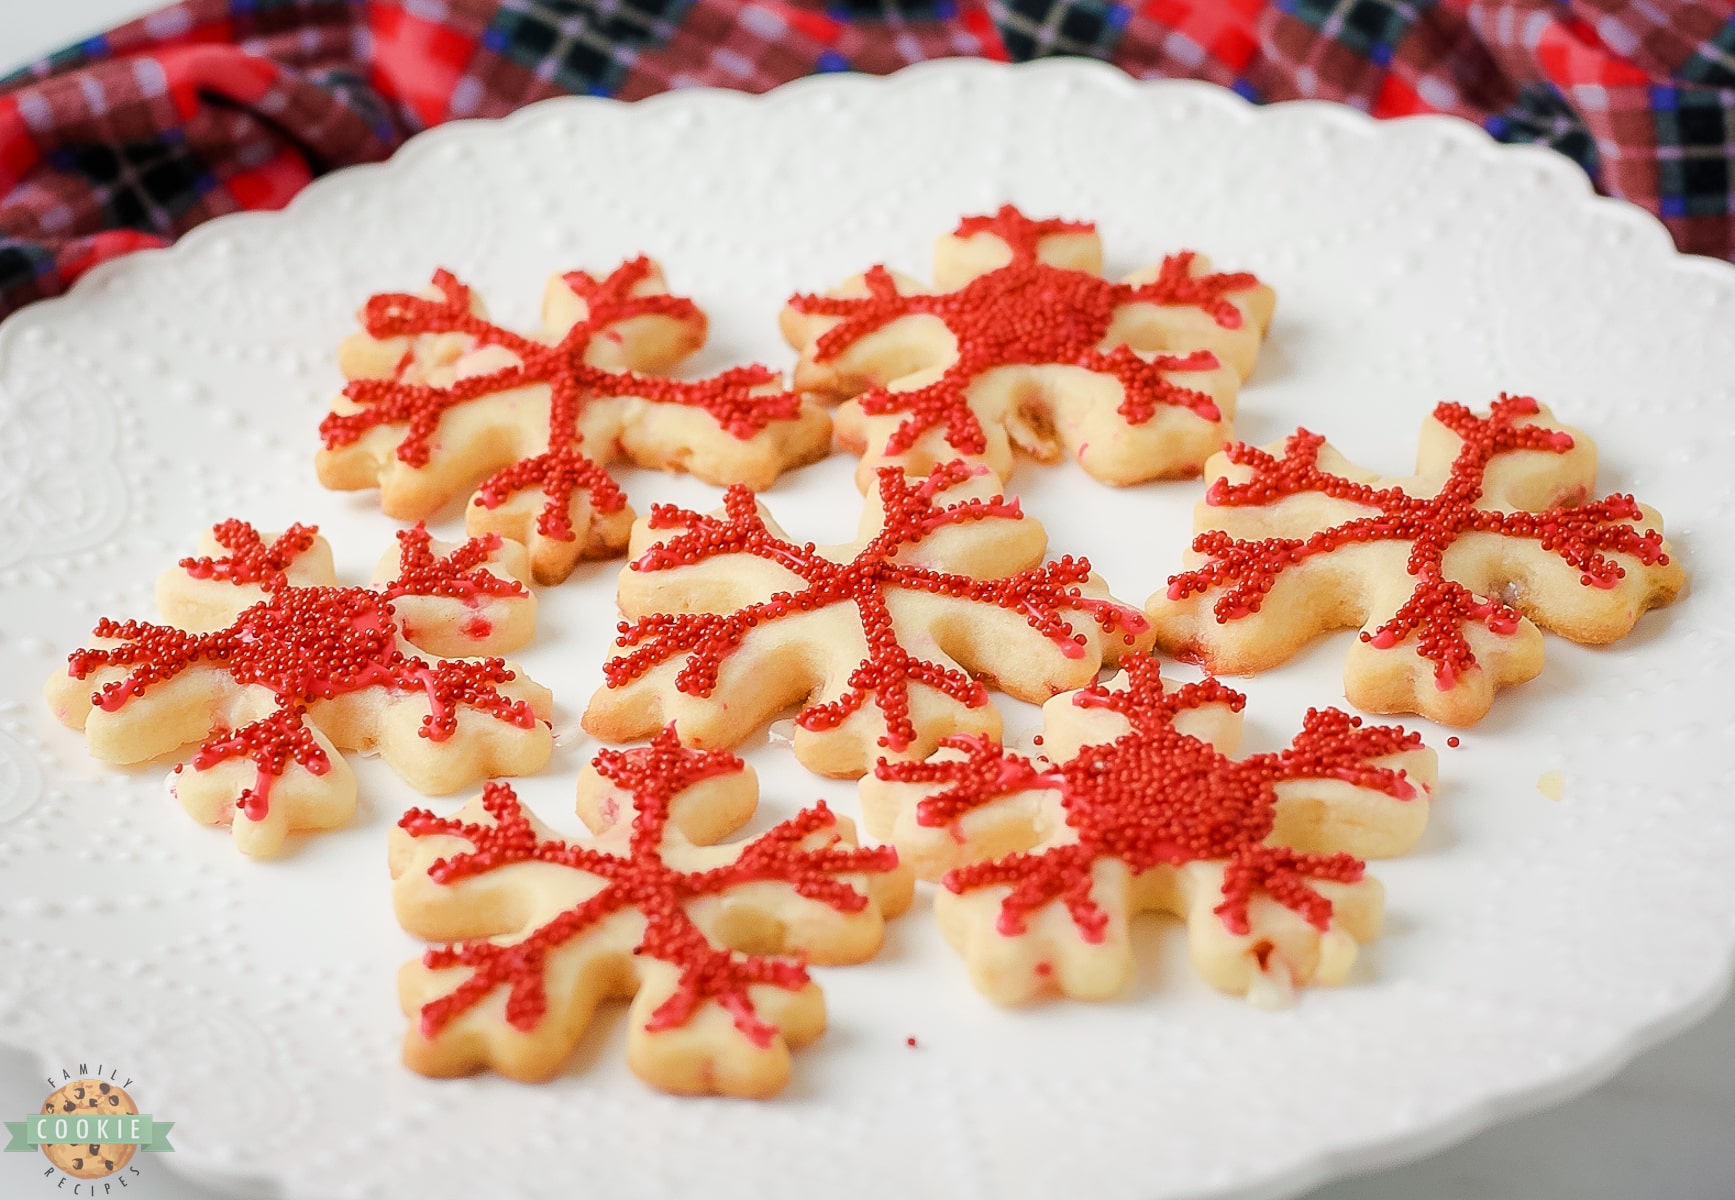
left=1108, top=254, right=1276, bottom=380
left=780, top=268, right=939, bottom=399
left=367, top=668, right=553, bottom=795
left=173, top=726, right=356, bottom=858
left=934, top=856, right=1142, bottom=1004
left=624, top=964, right=823, bottom=1098
left=1177, top=861, right=1381, bottom=1004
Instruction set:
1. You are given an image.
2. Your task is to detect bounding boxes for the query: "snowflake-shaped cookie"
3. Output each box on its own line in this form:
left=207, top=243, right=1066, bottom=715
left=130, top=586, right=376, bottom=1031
left=780, top=205, right=1272, bottom=488
left=1149, top=396, right=1685, bottom=725
left=318, top=258, right=832, bottom=583
left=45, top=520, right=552, bottom=857
left=583, top=460, right=1153, bottom=778
left=861, top=654, right=1435, bottom=1006
left=390, top=728, right=912, bottom=1096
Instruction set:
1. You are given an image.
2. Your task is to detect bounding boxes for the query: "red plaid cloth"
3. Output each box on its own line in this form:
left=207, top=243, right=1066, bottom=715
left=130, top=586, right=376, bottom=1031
left=3, top=0, right=1734, bottom=317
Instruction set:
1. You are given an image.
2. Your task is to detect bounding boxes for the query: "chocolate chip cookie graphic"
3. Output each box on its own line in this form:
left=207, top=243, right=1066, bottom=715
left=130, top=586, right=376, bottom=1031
left=38, top=1080, right=137, bottom=1178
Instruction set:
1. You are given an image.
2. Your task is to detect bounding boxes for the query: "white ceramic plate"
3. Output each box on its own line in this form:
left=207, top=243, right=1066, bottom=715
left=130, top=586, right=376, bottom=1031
left=1, top=59, right=1731, bottom=1200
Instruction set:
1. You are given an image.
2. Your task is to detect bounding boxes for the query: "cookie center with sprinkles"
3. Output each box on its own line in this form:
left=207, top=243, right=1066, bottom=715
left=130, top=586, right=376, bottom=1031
left=788, top=205, right=1251, bottom=457
left=891, top=656, right=1421, bottom=939
left=66, top=577, right=539, bottom=826
left=320, top=259, right=807, bottom=552
left=601, top=460, right=1150, bottom=754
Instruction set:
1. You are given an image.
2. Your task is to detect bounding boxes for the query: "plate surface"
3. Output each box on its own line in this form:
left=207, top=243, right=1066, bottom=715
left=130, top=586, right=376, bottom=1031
left=1, top=59, right=1732, bottom=1200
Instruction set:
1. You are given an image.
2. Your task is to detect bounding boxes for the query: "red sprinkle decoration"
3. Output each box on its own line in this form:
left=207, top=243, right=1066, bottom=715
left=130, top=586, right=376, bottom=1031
left=67, top=522, right=539, bottom=823
left=380, top=525, right=528, bottom=605
left=320, top=260, right=803, bottom=543
left=875, top=654, right=1422, bottom=940
left=604, top=461, right=1150, bottom=752
left=1165, top=395, right=1672, bottom=688
left=180, top=519, right=320, bottom=586
left=1446, top=736, right=1461, bottom=748
left=787, top=205, right=1248, bottom=459
left=400, top=728, right=901, bottom=1046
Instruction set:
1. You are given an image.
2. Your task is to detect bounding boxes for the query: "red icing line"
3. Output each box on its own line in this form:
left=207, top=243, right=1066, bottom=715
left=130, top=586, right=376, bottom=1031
left=1165, top=395, right=1672, bottom=686
left=786, top=205, right=1251, bottom=458
left=381, top=524, right=528, bottom=604
left=399, top=728, right=900, bottom=1046
left=954, top=207, right=1092, bottom=254
left=472, top=448, right=627, bottom=539
left=604, top=461, right=1150, bottom=752
left=68, top=581, right=537, bottom=824
left=874, top=654, right=1422, bottom=939
left=191, top=707, right=331, bottom=822
left=320, top=260, right=803, bottom=544
left=179, top=519, right=320, bottom=587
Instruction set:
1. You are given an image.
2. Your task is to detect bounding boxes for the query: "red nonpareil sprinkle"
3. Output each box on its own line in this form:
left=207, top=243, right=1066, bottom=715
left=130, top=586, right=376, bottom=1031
left=179, top=519, right=320, bottom=587
left=400, top=728, right=902, bottom=1045
left=472, top=448, right=628, bottom=538
left=786, top=205, right=1249, bottom=458
left=604, top=461, right=1150, bottom=752
left=876, top=654, right=1422, bottom=940
left=381, top=524, right=528, bottom=604
left=1446, top=736, right=1461, bottom=748
left=905, top=1036, right=918, bottom=1048
left=322, top=259, right=802, bottom=545
left=1166, top=395, right=1672, bottom=687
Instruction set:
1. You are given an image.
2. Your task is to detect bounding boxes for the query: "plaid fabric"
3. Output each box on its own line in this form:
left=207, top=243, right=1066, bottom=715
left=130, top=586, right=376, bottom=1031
left=4, top=0, right=1735, bottom=316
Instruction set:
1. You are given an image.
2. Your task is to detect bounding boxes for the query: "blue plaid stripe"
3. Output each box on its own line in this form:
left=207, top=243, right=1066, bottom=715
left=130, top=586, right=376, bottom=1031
left=827, top=1, right=963, bottom=20
left=1651, top=84, right=1734, bottom=217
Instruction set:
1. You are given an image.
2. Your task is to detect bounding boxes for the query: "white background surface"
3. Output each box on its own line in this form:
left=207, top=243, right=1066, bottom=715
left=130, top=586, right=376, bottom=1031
left=1, top=5, right=1733, bottom=1199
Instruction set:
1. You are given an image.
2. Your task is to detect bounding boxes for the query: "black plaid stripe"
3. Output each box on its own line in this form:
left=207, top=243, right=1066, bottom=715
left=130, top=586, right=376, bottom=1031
left=307, top=66, right=403, bottom=145
left=1654, top=89, right=1734, bottom=217
left=1278, top=0, right=1430, bottom=67
left=2, top=44, right=99, bottom=90
left=484, top=0, right=697, bottom=96
left=1492, top=83, right=1599, bottom=183
left=1678, top=14, right=1735, bottom=89
left=990, top=0, right=1127, bottom=61
left=0, top=239, right=55, bottom=296
left=49, top=138, right=211, bottom=233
